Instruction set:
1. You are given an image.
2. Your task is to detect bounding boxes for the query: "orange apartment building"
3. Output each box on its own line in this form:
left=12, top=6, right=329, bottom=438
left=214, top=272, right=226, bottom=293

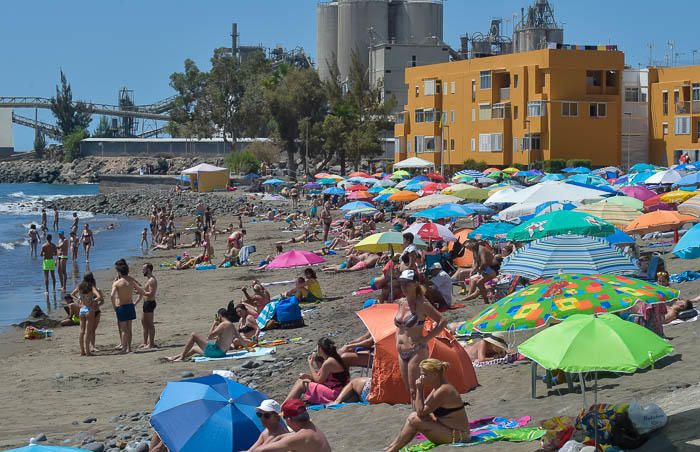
left=648, top=66, right=700, bottom=166
left=394, top=48, right=625, bottom=169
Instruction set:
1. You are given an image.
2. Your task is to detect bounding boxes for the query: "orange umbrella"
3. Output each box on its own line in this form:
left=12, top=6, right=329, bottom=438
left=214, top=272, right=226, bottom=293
left=625, top=211, right=697, bottom=235
left=357, top=304, right=478, bottom=405
left=347, top=190, right=373, bottom=200
left=346, top=184, right=368, bottom=192
left=349, top=171, right=371, bottom=178
left=482, top=167, right=501, bottom=174
left=387, top=190, right=420, bottom=202
left=448, top=228, right=474, bottom=268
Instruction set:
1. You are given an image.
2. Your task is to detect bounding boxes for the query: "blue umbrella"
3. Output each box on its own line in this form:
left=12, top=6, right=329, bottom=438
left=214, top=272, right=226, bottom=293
left=468, top=222, right=515, bottom=241
left=3, top=446, right=89, bottom=452
left=151, top=375, right=268, bottom=452
left=243, top=172, right=261, bottom=180
left=631, top=170, right=656, bottom=185
left=410, top=175, right=429, bottom=182
left=565, top=180, right=618, bottom=194
left=501, top=234, right=638, bottom=279
left=373, top=193, right=392, bottom=202
left=673, top=223, right=700, bottom=259
left=562, top=166, right=592, bottom=174
left=262, top=178, right=284, bottom=185
left=412, top=204, right=475, bottom=220
left=454, top=169, right=484, bottom=178
left=603, top=227, right=635, bottom=245
left=674, top=172, right=700, bottom=187
left=630, top=163, right=657, bottom=173
left=368, top=185, right=384, bottom=194
left=540, top=173, right=565, bottom=181
left=340, top=201, right=373, bottom=211
left=404, top=183, right=424, bottom=192
left=319, top=178, right=338, bottom=185
left=519, top=201, right=578, bottom=221
left=323, top=187, right=345, bottom=196
left=674, top=163, right=697, bottom=172
left=461, top=203, right=495, bottom=215
left=568, top=174, right=610, bottom=187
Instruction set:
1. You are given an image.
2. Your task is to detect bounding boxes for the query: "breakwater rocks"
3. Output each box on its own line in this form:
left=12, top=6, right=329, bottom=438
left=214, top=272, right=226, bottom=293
left=0, top=157, right=226, bottom=184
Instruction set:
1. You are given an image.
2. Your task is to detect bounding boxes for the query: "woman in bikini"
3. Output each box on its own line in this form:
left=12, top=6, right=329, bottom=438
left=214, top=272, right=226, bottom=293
left=72, top=272, right=104, bottom=353
left=384, top=359, right=470, bottom=452
left=284, top=337, right=349, bottom=405
left=73, top=278, right=103, bottom=356
left=395, top=270, right=447, bottom=404
left=461, top=240, right=499, bottom=303
left=232, top=304, right=259, bottom=348
left=81, top=224, right=94, bottom=263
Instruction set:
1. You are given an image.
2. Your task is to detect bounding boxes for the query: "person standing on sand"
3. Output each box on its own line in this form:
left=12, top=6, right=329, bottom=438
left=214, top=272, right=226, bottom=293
left=248, top=399, right=288, bottom=451
left=252, top=399, right=331, bottom=452
left=140, top=263, right=158, bottom=349
left=320, top=201, right=332, bottom=242
left=56, top=230, right=69, bottom=291
left=28, top=224, right=39, bottom=258
left=52, top=207, right=59, bottom=231
left=111, top=259, right=146, bottom=354
left=81, top=223, right=95, bottom=263
left=40, top=234, right=58, bottom=294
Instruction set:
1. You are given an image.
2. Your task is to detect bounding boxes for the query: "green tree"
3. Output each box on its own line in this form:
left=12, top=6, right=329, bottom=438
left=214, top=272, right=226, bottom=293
left=50, top=70, right=92, bottom=137
left=225, top=149, right=260, bottom=174
left=246, top=140, right=281, bottom=166
left=92, top=115, right=115, bottom=138
left=346, top=122, right=382, bottom=170
left=33, top=129, right=46, bottom=159
left=167, top=59, right=212, bottom=138
left=63, top=129, right=89, bottom=162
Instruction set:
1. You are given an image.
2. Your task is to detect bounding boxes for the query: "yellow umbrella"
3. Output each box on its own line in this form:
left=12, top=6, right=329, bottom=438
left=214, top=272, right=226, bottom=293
left=502, top=167, right=520, bottom=174
left=441, top=183, right=472, bottom=195
left=449, top=187, right=489, bottom=202
left=660, top=190, right=699, bottom=204
left=379, top=187, right=399, bottom=195
left=354, top=231, right=427, bottom=253
left=574, top=203, right=641, bottom=228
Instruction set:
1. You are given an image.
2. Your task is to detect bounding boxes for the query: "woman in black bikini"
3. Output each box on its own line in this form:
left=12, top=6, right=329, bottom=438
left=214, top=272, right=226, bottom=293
left=384, top=359, right=470, bottom=452
left=395, top=270, right=447, bottom=405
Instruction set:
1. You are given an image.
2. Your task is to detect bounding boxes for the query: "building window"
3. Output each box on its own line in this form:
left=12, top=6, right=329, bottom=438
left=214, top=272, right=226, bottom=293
left=513, top=137, right=518, bottom=152
left=424, top=136, right=436, bottom=152
left=415, top=86, right=420, bottom=97
left=424, top=109, right=435, bottom=123
left=415, top=109, right=424, bottom=123
left=513, top=105, right=519, bottom=119
left=396, top=112, right=405, bottom=124
left=450, top=138, right=455, bottom=151
left=443, top=139, right=447, bottom=151
left=471, top=108, right=476, bottom=122
left=675, top=117, right=691, bottom=135
left=415, top=135, right=424, bottom=153
left=561, top=102, right=578, bottom=117
left=443, top=82, right=447, bottom=95
left=625, top=88, right=640, bottom=102
left=450, top=111, right=455, bottom=123
left=527, top=101, right=546, bottom=117
left=514, top=74, right=519, bottom=88
left=436, top=82, right=441, bottom=94
left=674, top=89, right=680, bottom=107
left=450, top=81, right=455, bottom=94
left=522, top=133, right=541, bottom=150
left=424, top=80, right=436, bottom=96
left=408, top=141, right=412, bottom=153
left=492, top=103, right=509, bottom=119
left=480, top=71, right=492, bottom=89
left=479, top=104, right=491, bottom=120
left=662, top=91, right=668, bottom=115
left=662, top=122, right=669, bottom=136
left=589, top=103, right=607, bottom=118
left=471, top=138, right=476, bottom=151
left=693, top=84, right=700, bottom=101
left=586, top=70, right=602, bottom=87
left=471, top=80, right=476, bottom=101
left=606, top=71, right=617, bottom=87
left=411, top=55, right=417, bottom=67
left=479, top=133, right=503, bottom=152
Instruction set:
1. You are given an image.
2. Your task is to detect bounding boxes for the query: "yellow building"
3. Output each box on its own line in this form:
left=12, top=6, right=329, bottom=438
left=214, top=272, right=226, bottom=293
left=648, top=66, right=700, bottom=166
left=394, top=48, right=625, bottom=169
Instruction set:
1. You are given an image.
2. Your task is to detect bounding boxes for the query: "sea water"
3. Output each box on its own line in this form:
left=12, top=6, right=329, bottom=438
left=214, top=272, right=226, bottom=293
left=0, top=183, right=148, bottom=328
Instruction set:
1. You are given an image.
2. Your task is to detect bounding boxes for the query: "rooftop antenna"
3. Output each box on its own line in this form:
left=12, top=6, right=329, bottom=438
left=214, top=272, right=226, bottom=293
left=647, top=42, right=654, bottom=67
left=692, top=49, right=698, bottom=65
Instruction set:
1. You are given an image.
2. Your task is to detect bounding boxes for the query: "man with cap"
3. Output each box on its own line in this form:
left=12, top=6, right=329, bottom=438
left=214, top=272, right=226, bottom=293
left=426, top=262, right=452, bottom=308
left=252, top=399, right=331, bottom=451
left=56, top=230, right=70, bottom=291
left=248, top=399, right=288, bottom=451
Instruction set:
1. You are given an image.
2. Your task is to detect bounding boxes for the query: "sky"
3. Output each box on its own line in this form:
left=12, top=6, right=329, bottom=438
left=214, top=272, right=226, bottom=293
left=3, top=0, right=700, bottom=150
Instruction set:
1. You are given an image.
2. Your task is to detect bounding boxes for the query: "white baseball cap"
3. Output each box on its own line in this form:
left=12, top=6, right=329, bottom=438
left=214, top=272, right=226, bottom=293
left=256, top=399, right=281, bottom=414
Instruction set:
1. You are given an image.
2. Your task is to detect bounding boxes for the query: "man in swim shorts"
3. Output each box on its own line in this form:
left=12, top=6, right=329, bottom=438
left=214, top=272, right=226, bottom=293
left=56, top=230, right=69, bottom=291
left=140, top=263, right=158, bottom=349
left=111, top=259, right=146, bottom=354
left=167, top=308, right=237, bottom=362
left=251, top=399, right=331, bottom=452
left=40, top=234, right=58, bottom=294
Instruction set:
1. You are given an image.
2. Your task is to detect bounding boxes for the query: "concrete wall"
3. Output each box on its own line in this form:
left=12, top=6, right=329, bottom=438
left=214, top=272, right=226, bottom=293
left=0, top=108, right=13, bottom=156
left=80, top=138, right=266, bottom=157
left=622, top=69, right=649, bottom=169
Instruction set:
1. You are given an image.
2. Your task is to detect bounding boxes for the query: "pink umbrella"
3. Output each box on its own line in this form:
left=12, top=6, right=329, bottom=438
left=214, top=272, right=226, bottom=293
left=266, top=250, right=326, bottom=269
left=620, top=186, right=656, bottom=201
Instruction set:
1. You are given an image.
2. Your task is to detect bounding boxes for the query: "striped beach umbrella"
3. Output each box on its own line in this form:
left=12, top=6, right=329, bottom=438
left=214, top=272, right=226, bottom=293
left=500, top=234, right=638, bottom=279
left=679, top=194, right=700, bottom=217
left=453, top=169, right=483, bottom=179
left=574, top=203, right=641, bottom=228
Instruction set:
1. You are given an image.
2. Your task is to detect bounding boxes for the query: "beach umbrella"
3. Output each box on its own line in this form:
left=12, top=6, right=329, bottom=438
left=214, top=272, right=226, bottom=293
left=498, top=200, right=575, bottom=221
left=482, top=167, right=501, bottom=174
left=679, top=194, right=700, bottom=217
left=357, top=304, right=477, bottom=405
left=318, top=178, right=338, bottom=185
left=410, top=175, right=430, bottom=182
left=624, top=211, right=697, bottom=235
left=403, top=182, right=425, bottom=192
left=500, top=234, right=638, bottom=279
left=412, top=204, right=475, bottom=221
left=346, top=177, right=366, bottom=183
left=314, top=172, right=333, bottom=179
left=603, top=228, right=636, bottom=246
left=349, top=171, right=370, bottom=178
left=150, top=375, right=268, bottom=452
left=518, top=313, right=673, bottom=373
left=387, top=190, right=420, bottom=203
left=619, top=185, right=656, bottom=201
left=660, top=190, right=698, bottom=204
left=574, top=203, right=641, bottom=228
left=302, top=182, right=321, bottom=189
left=630, top=170, right=658, bottom=185
left=484, top=187, right=523, bottom=205
left=420, top=182, right=450, bottom=194
left=379, top=187, right=400, bottom=195
left=562, top=166, right=592, bottom=174
left=403, top=222, right=457, bottom=242
left=426, top=172, right=445, bottom=181
left=391, top=170, right=410, bottom=179
left=262, top=178, right=284, bottom=185
left=361, top=177, right=380, bottom=185
left=453, top=169, right=483, bottom=178
left=441, top=183, right=471, bottom=194
left=503, top=181, right=608, bottom=206
left=368, top=185, right=384, bottom=194
left=485, top=170, right=506, bottom=180
left=346, top=184, right=367, bottom=192
left=267, top=250, right=326, bottom=269
left=347, top=191, right=373, bottom=200
left=674, top=172, right=700, bottom=187
left=506, top=211, right=614, bottom=242
left=340, top=201, right=374, bottom=211
left=673, top=223, right=700, bottom=259
left=630, top=163, right=657, bottom=173
left=568, top=174, right=610, bottom=187
left=448, top=187, right=489, bottom=202
left=473, top=177, right=497, bottom=185
left=458, top=274, right=678, bottom=334
left=540, top=173, right=566, bottom=182
left=591, top=196, right=644, bottom=211
left=468, top=222, right=515, bottom=241
left=531, top=201, right=579, bottom=217
left=3, top=446, right=90, bottom=452
left=461, top=203, right=495, bottom=215
left=644, top=169, right=682, bottom=185
left=375, top=179, right=396, bottom=188
left=404, top=194, right=462, bottom=210
left=354, top=231, right=427, bottom=253
left=322, top=187, right=345, bottom=196
left=344, top=207, right=378, bottom=219
left=502, top=167, right=519, bottom=174
left=394, top=179, right=412, bottom=189
left=642, top=194, right=673, bottom=212
left=373, top=193, right=392, bottom=202
left=673, top=163, right=697, bottom=172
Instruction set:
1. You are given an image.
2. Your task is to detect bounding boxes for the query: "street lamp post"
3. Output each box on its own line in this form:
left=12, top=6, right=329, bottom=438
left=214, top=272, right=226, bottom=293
left=524, top=118, right=531, bottom=169
left=623, top=112, right=632, bottom=170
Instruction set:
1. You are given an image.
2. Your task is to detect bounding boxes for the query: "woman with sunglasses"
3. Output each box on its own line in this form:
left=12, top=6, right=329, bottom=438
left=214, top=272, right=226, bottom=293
left=395, top=270, right=447, bottom=405
left=249, top=399, right=288, bottom=451
left=284, top=337, right=349, bottom=405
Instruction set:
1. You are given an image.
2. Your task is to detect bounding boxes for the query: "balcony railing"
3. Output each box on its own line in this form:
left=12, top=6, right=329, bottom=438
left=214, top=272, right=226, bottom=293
left=499, top=87, right=510, bottom=101
left=676, top=100, right=700, bottom=114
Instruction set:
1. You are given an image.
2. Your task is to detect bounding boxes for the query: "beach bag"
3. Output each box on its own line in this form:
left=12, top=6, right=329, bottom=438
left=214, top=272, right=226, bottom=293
left=628, top=402, right=667, bottom=434
left=275, top=296, right=304, bottom=328
left=611, top=412, right=648, bottom=449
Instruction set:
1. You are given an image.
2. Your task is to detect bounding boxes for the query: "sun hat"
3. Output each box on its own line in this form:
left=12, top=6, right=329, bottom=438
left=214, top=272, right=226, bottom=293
left=483, top=332, right=509, bottom=351
left=430, top=262, right=443, bottom=271
left=399, top=269, right=416, bottom=281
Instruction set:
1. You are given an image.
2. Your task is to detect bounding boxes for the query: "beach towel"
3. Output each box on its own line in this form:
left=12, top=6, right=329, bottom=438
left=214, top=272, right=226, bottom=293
left=238, top=245, right=256, bottom=265
left=261, top=280, right=296, bottom=287
left=307, top=401, right=369, bottom=411
left=667, top=311, right=699, bottom=326
left=352, top=288, right=377, bottom=296
left=257, top=301, right=278, bottom=330
left=472, top=353, right=522, bottom=368
left=192, top=347, right=276, bottom=362
left=670, top=271, right=700, bottom=283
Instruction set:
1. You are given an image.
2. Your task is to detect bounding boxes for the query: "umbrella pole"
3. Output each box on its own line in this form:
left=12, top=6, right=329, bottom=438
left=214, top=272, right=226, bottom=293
left=594, top=371, right=599, bottom=449
left=579, top=372, right=586, bottom=410
left=389, top=244, right=394, bottom=302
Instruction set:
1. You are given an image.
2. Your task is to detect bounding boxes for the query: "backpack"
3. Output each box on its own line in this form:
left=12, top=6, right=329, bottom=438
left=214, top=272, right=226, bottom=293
left=275, top=296, right=304, bottom=328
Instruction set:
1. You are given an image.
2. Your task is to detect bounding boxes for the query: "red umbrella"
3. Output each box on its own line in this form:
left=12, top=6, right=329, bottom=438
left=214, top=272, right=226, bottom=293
left=346, top=184, right=368, bottom=192
left=426, top=173, right=445, bottom=182
left=349, top=171, right=371, bottom=178
left=643, top=194, right=674, bottom=212
left=267, top=250, right=326, bottom=269
left=421, top=182, right=450, bottom=194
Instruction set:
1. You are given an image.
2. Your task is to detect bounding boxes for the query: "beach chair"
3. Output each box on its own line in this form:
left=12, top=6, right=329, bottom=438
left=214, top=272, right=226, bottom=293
left=487, top=275, right=523, bottom=304
left=424, top=253, right=442, bottom=270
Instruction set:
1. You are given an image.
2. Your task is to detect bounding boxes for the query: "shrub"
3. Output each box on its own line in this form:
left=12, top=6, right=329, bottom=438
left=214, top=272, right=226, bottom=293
left=225, top=150, right=260, bottom=174
left=566, top=159, right=592, bottom=169
left=63, top=129, right=89, bottom=162
left=543, top=159, right=567, bottom=173
left=246, top=141, right=281, bottom=165
left=461, top=159, right=489, bottom=171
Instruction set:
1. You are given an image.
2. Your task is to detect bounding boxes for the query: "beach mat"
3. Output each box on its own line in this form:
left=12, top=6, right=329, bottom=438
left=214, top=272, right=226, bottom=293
left=192, top=347, right=276, bottom=362
left=353, top=288, right=377, bottom=296
left=307, top=401, right=369, bottom=411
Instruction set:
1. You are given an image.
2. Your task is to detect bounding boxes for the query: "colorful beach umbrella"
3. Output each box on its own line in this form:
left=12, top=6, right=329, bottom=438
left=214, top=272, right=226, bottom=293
left=562, top=166, right=592, bottom=174
left=458, top=274, right=678, bottom=333
left=426, top=172, right=445, bottom=182
left=673, top=223, right=700, bottom=259
left=506, top=211, right=614, bottom=242
left=349, top=171, right=370, bottom=178
left=448, top=187, right=489, bottom=202
left=262, top=178, right=284, bottom=185
left=630, top=163, right=657, bottom=173
left=592, top=196, right=644, bottom=211
left=404, top=194, right=462, bottom=210
left=319, top=178, right=339, bottom=185
left=340, top=201, right=374, bottom=211
left=412, top=204, right=475, bottom=220
left=302, top=182, right=321, bottom=189
left=461, top=203, right=495, bottom=215
left=679, top=194, right=700, bottom=217
left=368, top=185, right=384, bottom=194
left=574, top=203, right=641, bottom=228
left=482, top=167, right=501, bottom=174
left=518, top=313, right=673, bottom=373
left=322, top=187, right=345, bottom=196
left=3, top=446, right=90, bottom=452
left=347, top=190, right=373, bottom=200
left=344, top=207, right=378, bottom=219
left=403, top=222, right=457, bottom=242
left=624, top=211, right=697, bottom=235
left=151, top=375, right=268, bottom=452
left=467, top=222, right=515, bottom=241
left=375, top=179, right=396, bottom=188
left=346, top=184, right=368, bottom=192
left=500, top=234, right=638, bottom=279
left=484, top=187, right=523, bottom=205
left=354, top=231, right=427, bottom=253
left=642, top=194, right=673, bottom=212
left=267, top=250, right=326, bottom=269
left=453, top=169, right=483, bottom=178
left=660, top=190, right=698, bottom=204
left=387, top=190, right=420, bottom=202
left=619, top=186, right=656, bottom=201
left=391, top=170, right=410, bottom=179
left=502, top=167, right=520, bottom=174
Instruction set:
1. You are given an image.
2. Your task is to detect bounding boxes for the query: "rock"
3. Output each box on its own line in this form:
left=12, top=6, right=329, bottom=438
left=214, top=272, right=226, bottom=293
left=71, top=421, right=79, bottom=426
left=180, top=371, right=195, bottom=378
left=54, top=373, right=64, bottom=380
left=83, top=442, right=105, bottom=452
left=83, top=416, right=97, bottom=424
left=133, top=442, right=150, bottom=452
left=34, top=433, right=47, bottom=442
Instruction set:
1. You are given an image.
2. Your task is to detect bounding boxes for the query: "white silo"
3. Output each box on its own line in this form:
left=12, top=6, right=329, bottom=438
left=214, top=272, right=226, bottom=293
left=406, top=0, right=443, bottom=44
left=316, top=2, right=339, bottom=81
left=337, top=0, right=389, bottom=81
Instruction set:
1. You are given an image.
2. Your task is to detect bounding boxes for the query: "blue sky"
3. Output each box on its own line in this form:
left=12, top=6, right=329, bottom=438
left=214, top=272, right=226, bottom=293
left=3, top=0, right=699, bottom=150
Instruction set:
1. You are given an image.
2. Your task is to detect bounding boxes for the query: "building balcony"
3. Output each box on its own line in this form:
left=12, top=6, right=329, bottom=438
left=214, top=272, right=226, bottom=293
left=499, top=87, right=510, bottom=101
left=675, top=101, right=700, bottom=115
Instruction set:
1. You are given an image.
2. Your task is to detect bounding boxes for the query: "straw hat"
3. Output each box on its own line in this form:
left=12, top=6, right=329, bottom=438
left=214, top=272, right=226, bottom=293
left=483, top=332, right=509, bottom=351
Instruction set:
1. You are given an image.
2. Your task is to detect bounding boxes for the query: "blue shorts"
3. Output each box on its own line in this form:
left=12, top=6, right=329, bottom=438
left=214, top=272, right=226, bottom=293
left=369, top=277, right=378, bottom=290
left=339, top=261, right=348, bottom=270
left=204, top=342, right=226, bottom=358
left=115, top=304, right=136, bottom=322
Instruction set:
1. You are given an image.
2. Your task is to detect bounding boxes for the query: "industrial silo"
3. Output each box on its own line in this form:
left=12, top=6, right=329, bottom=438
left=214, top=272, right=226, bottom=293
left=337, top=0, right=389, bottom=81
left=316, top=1, right=339, bottom=81
left=406, top=0, right=443, bottom=44
left=388, top=0, right=410, bottom=44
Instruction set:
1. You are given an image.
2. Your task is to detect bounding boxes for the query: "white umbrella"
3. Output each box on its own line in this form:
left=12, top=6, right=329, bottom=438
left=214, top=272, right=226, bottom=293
left=376, top=179, right=396, bottom=188
left=505, top=181, right=607, bottom=205
left=403, top=222, right=457, bottom=242
left=644, top=169, right=682, bottom=185
left=484, top=187, right=523, bottom=206
left=404, top=194, right=463, bottom=211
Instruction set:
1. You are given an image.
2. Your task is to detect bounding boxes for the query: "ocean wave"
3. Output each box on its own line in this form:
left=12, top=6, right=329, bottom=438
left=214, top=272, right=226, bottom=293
left=0, top=239, right=27, bottom=250
left=6, top=192, right=92, bottom=203
left=0, top=202, right=95, bottom=218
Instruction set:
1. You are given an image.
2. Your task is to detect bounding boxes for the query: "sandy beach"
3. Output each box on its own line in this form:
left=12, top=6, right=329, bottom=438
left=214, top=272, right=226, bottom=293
left=1, top=201, right=699, bottom=451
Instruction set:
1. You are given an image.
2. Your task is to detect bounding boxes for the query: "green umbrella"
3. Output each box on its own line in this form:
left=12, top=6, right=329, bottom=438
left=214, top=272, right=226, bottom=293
left=456, top=274, right=678, bottom=334
left=518, top=313, right=674, bottom=373
left=591, top=196, right=644, bottom=211
left=506, top=210, right=615, bottom=242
